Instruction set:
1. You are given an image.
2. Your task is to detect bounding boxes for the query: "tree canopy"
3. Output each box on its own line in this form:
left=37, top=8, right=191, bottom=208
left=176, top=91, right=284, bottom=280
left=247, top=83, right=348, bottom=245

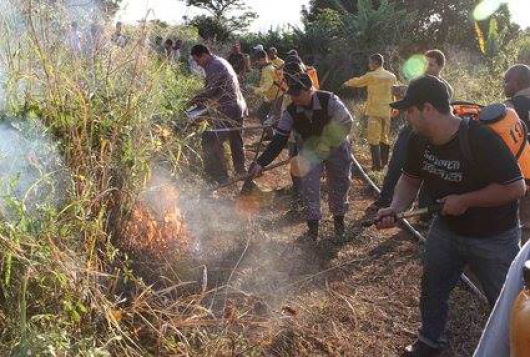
left=180, top=0, right=257, bottom=37
left=302, top=0, right=520, bottom=52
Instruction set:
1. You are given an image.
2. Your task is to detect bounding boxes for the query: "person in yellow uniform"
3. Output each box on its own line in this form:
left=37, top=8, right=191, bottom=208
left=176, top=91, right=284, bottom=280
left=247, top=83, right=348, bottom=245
left=268, top=47, right=285, bottom=68
left=253, top=50, right=284, bottom=139
left=344, top=53, right=397, bottom=170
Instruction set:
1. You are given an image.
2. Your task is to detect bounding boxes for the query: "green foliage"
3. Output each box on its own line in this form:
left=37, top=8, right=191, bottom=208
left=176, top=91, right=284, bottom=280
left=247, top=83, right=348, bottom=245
left=181, top=0, right=257, bottom=38
left=299, top=0, right=413, bottom=91
left=188, top=15, right=232, bottom=42
left=518, top=34, right=530, bottom=64
left=304, top=0, right=521, bottom=54
left=0, top=0, right=203, bottom=355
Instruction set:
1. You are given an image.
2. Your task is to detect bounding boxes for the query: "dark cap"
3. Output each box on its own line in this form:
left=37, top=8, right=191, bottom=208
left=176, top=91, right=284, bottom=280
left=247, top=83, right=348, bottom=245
left=390, top=75, right=450, bottom=111
left=285, top=54, right=303, bottom=65
left=286, top=73, right=313, bottom=96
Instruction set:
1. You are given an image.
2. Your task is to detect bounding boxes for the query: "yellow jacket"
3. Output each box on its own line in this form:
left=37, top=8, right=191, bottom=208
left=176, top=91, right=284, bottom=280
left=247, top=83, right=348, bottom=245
left=271, top=57, right=285, bottom=68
left=255, top=63, right=281, bottom=102
left=344, top=67, right=397, bottom=118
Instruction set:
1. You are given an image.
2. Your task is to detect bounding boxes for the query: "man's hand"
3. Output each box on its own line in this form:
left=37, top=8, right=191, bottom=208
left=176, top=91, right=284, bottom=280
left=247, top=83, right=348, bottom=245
left=375, top=207, right=398, bottom=230
left=439, top=195, right=468, bottom=216
left=248, top=162, right=264, bottom=178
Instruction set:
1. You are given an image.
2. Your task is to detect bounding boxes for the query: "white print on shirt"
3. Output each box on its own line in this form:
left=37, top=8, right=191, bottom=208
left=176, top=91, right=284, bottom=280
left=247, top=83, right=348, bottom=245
left=421, top=150, right=463, bottom=183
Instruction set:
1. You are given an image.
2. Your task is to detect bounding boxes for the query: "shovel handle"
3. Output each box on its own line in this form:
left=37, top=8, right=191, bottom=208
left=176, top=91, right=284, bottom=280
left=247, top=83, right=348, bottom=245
left=361, top=204, right=443, bottom=227
left=213, top=159, right=291, bottom=190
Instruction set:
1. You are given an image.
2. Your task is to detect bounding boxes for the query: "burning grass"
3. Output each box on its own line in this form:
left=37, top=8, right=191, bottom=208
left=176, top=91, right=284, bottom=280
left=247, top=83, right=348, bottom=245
left=121, top=184, right=190, bottom=256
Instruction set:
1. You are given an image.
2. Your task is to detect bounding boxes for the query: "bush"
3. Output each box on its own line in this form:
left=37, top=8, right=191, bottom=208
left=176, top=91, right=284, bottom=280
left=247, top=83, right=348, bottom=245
left=0, top=1, right=204, bottom=355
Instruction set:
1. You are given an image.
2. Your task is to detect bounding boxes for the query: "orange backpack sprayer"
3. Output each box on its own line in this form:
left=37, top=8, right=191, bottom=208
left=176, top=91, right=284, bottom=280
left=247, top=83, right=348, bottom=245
left=479, top=104, right=530, bottom=184
left=305, top=66, right=320, bottom=90
left=452, top=100, right=481, bottom=121
left=510, top=260, right=530, bottom=356
left=458, top=102, right=530, bottom=185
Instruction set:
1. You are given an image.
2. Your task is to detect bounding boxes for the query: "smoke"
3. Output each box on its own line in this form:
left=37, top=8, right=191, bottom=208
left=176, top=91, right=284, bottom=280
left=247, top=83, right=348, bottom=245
left=0, top=62, right=5, bottom=113
left=0, top=118, right=68, bottom=223
left=64, top=0, right=105, bottom=24
left=139, top=165, right=323, bottom=312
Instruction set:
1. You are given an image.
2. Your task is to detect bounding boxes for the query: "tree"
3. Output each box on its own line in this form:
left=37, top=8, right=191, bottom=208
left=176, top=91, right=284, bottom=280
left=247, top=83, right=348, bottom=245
left=187, top=15, right=232, bottom=42
left=180, top=0, right=257, bottom=35
left=303, top=0, right=520, bottom=52
left=302, top=0, right=381, bottom=22
left=297, top=0, right=413, bottom=91
left=98, top=0, right=122, bottom=16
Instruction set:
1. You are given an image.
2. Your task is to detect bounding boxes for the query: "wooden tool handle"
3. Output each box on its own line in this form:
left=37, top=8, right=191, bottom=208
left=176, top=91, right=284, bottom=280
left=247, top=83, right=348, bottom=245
left=361, top=204, right=443, bottom=227
left=213, top=159, right=291, bottom=190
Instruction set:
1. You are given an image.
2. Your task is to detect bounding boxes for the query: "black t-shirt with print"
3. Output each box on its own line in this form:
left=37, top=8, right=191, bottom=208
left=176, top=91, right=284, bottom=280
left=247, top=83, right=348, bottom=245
left=403, top=120, right=522, bottom=237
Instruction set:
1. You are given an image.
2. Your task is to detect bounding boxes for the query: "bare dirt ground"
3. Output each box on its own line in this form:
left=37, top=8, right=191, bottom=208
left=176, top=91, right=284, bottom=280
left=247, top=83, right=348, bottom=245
left=174, top=119, right=489, bottom=356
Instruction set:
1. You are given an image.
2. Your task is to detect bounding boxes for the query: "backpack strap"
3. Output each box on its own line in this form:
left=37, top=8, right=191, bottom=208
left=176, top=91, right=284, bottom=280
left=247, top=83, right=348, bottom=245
left=515, top=119, right=529, bottom=159
left=458, top=116, right=475, bottom=164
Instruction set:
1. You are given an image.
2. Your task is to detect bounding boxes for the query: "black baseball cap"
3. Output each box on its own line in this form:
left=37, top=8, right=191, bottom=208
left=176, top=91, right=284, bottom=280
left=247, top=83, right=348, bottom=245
left=390, top=75, right=450, bottom=110
left=286, top=73, right=313, bottom=96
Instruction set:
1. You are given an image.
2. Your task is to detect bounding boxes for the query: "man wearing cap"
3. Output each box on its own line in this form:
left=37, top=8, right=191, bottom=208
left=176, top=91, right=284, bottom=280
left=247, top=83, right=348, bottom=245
left=375, top=75, right=524, bottom=357
left=248, top=73, right=353, bottom=241
left=344, top=54, right=397, bottom=171
left=190, top=44, right=248, bottom=184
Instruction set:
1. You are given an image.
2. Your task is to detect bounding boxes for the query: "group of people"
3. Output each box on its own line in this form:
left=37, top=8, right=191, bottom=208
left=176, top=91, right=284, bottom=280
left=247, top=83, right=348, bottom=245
left=67, top=21, right=128, bottom=55
left=153, top=36, right=184, bottom=63
left=187, top=41, right=530, bottom=356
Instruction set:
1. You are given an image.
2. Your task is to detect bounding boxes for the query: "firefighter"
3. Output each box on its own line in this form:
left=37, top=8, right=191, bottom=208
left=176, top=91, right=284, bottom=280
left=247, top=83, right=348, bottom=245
left=267, top=47, right=285, bottom=68
left=248, top=73, right=353, bottom=241
left=253, top=50, right=283, bottom=126
left=189, top=44, right=248, bottom=184
left=377, top=75, right=524, bottom=357
left=344, top=53, right=397, bottom=171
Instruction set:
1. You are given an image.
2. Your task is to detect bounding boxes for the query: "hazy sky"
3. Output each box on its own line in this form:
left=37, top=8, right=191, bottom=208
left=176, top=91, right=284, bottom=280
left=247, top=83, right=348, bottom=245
left=116, top=0, right=308, bottom=32
left=116, top=0, right=530, bottom=32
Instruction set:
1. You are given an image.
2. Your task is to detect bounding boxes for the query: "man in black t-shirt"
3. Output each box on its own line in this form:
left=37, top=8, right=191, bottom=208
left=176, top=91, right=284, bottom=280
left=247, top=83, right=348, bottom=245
left=375, top=76, right=525, bottom=357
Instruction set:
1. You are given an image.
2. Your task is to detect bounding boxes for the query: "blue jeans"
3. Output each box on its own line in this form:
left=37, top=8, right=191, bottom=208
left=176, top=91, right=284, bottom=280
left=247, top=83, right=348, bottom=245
left=379, top=125, right=432, bottom=207
left=419, top=217, right=520, bottom=348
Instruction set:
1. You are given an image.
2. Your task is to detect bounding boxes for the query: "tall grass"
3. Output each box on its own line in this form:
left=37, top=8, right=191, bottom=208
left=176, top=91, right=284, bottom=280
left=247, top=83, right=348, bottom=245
left=0, top=1, right=205, bottom=355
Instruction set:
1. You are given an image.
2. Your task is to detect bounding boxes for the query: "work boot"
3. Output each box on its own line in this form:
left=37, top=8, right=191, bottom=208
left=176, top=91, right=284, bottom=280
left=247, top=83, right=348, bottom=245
left=380, top=143, right=390, bottom=168
left=402, top=340, right=444, bottom=357
left=370, top=145, right=382, bottom=171
left=333, top=215, right=346, bottom=242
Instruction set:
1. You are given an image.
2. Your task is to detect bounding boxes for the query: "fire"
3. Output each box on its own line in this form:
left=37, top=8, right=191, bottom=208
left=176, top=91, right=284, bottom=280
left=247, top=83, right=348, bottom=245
left=121, top=183, right=190, bottom=255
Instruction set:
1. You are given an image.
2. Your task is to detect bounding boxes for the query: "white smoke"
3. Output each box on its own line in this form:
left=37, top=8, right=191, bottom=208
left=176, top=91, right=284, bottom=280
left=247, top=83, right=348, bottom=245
left=0, top=63, right=5, bottom=113
left=0, top=118, right=69, bottom=223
